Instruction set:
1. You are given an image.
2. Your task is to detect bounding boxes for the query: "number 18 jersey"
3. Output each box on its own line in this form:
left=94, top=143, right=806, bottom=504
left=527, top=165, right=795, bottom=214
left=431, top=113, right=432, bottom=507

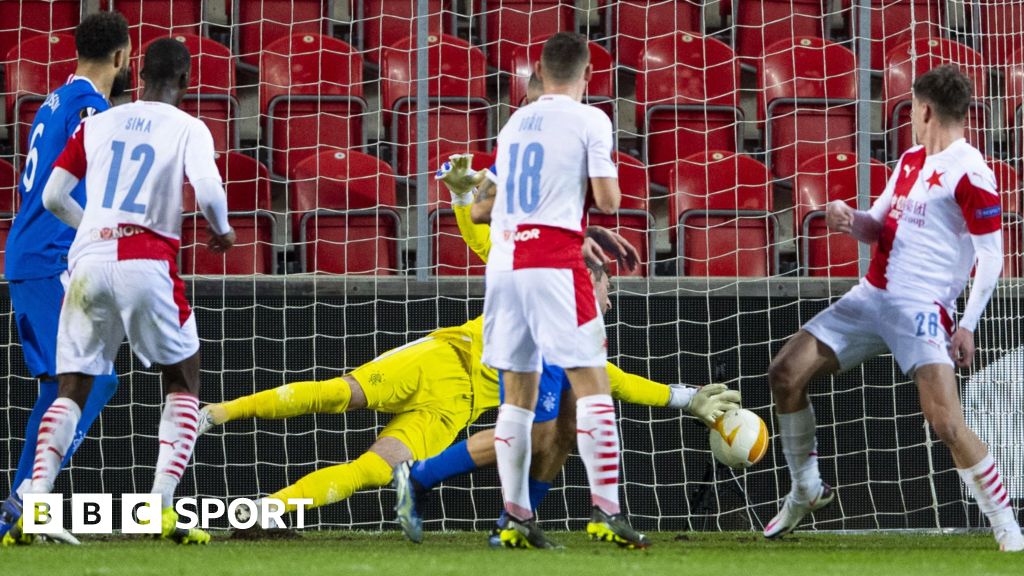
left=487, top=94, right=617, bottom=272
left=54, top=100, right=222, bottom=267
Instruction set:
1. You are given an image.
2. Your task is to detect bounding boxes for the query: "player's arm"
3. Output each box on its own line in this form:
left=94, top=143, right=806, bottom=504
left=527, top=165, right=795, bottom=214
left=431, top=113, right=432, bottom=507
left=184, top=121, right=234, bottom=253
left=470, top=177, right=496, bottom=224
left=42, top=123, right=88, bottom=228
left=436, top=154, right=493, bottom=261
left=951, top=172, right=1004, bottom=368
left=826, top=157, right=900, bottom=243
left=587, top=112, right=620, bottom=214
left=606, top=362, right=741, bottom=427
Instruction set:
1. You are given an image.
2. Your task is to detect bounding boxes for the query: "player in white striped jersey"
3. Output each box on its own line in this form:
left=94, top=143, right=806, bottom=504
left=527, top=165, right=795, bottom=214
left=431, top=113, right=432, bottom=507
left=33, top=38, right=235, bottom=545
left=477, top=32, right=647, bottom=549
left=765, top=65, right=1022, bottom=551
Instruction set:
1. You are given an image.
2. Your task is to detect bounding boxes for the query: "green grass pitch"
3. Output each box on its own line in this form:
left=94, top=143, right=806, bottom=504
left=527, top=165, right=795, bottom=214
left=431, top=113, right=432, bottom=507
left=4, top=531, right=1021, bottom=576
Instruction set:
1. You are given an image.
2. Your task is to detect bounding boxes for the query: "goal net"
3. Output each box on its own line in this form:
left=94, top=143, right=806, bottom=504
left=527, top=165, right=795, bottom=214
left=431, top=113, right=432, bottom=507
left=1, top=0, right=1023, bottom=534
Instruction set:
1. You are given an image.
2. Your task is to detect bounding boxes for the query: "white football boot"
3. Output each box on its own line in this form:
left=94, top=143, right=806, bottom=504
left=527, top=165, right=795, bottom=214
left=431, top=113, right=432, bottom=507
left=197, top=406, right=217, bottom=435
left=764, top=483, right=834, bottom=539
left=995, top=524, right=1024, bottom=552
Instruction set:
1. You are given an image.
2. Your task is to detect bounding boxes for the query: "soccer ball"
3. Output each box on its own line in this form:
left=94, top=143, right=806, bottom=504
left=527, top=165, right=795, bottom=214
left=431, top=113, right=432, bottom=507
left=709, top=409, right=769, bottom=469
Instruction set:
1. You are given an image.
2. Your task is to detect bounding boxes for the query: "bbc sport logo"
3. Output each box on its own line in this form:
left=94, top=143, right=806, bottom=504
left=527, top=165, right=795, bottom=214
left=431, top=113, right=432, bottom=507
left=22, top=494, right=312, bottom=535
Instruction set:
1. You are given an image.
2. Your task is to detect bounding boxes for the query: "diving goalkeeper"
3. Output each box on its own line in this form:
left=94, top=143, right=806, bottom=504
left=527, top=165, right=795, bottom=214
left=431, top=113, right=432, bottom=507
left=198, top=212, right=737, bottom=527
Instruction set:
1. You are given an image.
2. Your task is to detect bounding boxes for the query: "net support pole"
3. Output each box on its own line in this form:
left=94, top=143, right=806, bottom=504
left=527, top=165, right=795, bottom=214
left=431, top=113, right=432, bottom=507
left=414, top=0, right=431, bottom=281
left=855, top=0, right=872, bottom=275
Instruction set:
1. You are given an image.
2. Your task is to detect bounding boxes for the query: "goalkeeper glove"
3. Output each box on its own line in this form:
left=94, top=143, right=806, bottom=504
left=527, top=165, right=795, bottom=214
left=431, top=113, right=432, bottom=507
left=435, top=154, right=487, bottom=206
left=670, top=383, right=742, bottom=427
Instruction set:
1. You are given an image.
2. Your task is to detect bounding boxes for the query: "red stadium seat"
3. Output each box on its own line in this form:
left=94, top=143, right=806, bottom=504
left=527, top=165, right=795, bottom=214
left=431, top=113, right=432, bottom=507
left=760, top=37, right=858, bottom=181
left=474, top=0, right=576, bottom=72
left=260, top=34, right=366, bottom=178
left=990, top=160, right=1022, bottom=277
left=290, top=150, right=401, bottom=275
left=227, top=0, right=327, bottom=68
left=0, top=157, right=18, bottom=272
left=671, top=151, right=777, bottom=277
left=139, top=34, right=238, bottom=153
left=508, top=37, right=615, bottom=120
left=884, top=38, right=989, bottom=159
left=380, top=34, right=491, bottom=177
left=354, top=0, right=448, bottom=64
left=104, top=0, right=204, bottom=48
left=585, top=151, right=653, bottom=277
left=0, top=1, right=80, bottom=66
left=793, top=152, right=891, bottom=277
left=734, top=0, right=825, bottom=66
left=601, top=0, right=701, bottom=71
left=427, top=150, right=495, bottom=276
left=842, top=0, right=945, bottom=71
left=636, top=32, right=741, bottom=189
left=5, top=33, right=77, bottom=163
left=180, top=152, right=275, bottom=275
left=975, top=0, right=1024, bottom=68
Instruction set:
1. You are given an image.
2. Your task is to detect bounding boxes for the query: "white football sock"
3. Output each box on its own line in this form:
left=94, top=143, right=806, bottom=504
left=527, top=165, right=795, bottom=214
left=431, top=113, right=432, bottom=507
left=30, top=398, right=81, bottom=494
left=778, top=405, right=821, bottom=501
left=577, top=394, right=621, bottom=515
left=958, top=453, right=1018, bottom=532
left=494, top=404, right=534, bottom=520
left=152, top=393, right=200, bottom=509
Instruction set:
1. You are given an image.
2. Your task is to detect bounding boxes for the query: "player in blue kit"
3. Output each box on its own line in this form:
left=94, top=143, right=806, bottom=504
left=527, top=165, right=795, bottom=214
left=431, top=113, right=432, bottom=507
left=1, top=12, right=133, bottom=545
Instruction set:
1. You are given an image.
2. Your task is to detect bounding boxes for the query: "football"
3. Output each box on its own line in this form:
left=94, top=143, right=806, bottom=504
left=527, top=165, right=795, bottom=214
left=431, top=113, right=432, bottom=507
left=709, top=409, right=770, bottom=469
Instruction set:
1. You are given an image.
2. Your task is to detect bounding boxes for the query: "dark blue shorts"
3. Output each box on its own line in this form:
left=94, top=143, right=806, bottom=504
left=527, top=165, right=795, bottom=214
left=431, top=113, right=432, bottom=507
left=498, top=360, right=572, bottom=423
left=10, top=274, right=66, bottom=379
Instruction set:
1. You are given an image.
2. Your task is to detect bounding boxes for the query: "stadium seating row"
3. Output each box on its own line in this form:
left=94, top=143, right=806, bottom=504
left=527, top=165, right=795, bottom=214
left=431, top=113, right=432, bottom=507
left=3, top=149, right=1019, bottom=277
left=4, top=2, right=1019, bottom=72
left=6, top=29, right=1016, bottom=184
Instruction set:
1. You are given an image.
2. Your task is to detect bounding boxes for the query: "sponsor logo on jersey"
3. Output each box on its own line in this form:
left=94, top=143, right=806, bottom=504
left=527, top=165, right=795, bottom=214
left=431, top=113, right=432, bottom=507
left=889, top=195, right=927, bottom=228
left=91, top=224, right=145, bottom=241
left=512, top=228, right=541, bottom=242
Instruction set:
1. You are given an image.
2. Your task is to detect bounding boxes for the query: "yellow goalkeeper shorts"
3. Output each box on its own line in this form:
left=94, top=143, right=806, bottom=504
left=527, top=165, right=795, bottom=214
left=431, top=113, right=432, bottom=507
left=350, top=336, right=475, bottom=460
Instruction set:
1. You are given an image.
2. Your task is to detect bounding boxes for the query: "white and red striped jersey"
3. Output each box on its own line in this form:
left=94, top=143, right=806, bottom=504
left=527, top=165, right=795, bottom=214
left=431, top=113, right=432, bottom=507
left=487, top=94, right=618, bottom=272
left=54, top=100, right=222, bottom=267
left=866, top=139, right=1002, bottom=308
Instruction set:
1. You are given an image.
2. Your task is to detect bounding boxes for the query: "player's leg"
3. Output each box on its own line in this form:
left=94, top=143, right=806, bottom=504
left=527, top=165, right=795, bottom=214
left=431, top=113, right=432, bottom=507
left=765, top=286, right=889, bottom=538
left=915, top=364, right=1022, bottom=551
left=483, top=268, right=548, bottom=543
left=199, top=375, right=367, bottom=432
left=2, top=277, right=119, bottom=539
left=119, top=260, right=209, bottom=544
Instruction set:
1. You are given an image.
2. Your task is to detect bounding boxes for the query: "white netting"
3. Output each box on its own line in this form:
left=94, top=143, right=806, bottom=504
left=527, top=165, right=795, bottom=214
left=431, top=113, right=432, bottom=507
left=1, top=0, right=1022, bottom=533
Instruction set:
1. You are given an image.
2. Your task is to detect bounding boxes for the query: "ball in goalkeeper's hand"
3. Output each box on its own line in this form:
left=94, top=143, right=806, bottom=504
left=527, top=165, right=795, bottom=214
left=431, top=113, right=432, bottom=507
left=709, top=408, right=769, bottom=469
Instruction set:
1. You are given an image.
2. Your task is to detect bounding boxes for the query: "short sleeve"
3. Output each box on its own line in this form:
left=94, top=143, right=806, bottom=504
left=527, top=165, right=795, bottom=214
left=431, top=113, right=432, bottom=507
left=867, top=160, right=900, bottom=223
left=53, top=121, right=88, bottom=179
left=183, top=119, right=222, bottom=185
left=585, top=110, right=617, bottom=179
left=955, top=170, right=1002, bottom=235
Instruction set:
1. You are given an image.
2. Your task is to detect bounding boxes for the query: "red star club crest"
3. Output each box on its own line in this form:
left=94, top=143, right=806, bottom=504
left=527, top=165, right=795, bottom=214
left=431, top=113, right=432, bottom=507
left=926, top=170, right=944, bottom=190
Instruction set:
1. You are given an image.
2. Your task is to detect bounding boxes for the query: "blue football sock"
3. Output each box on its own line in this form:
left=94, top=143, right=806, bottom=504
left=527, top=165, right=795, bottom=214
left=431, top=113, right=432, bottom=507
left=409, top=440, right=477, bottom=490
left=528, top=478, right=552, bottom=511
left=10, top=381, right=58, bottom=500
left=62, top=374, right=119, bottom=467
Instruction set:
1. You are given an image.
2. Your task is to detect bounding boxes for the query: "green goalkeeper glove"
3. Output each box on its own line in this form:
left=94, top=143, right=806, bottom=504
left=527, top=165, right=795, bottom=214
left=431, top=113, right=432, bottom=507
left=677, top=383, right=742, bottom=427
left=435, top=154, right=487, bottom=206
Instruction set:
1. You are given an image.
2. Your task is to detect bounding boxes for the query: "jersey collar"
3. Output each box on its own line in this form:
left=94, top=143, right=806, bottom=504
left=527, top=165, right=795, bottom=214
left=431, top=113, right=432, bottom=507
left=68, top=74, right=101, bottom=96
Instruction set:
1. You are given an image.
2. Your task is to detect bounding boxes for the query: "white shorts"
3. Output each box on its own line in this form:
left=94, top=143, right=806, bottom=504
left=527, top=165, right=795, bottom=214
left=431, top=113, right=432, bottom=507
left=803, top=282, right=955, bottom=376
left=482, top=267, right=606, bottom=373
left=57, top=259, right=199, bottom=375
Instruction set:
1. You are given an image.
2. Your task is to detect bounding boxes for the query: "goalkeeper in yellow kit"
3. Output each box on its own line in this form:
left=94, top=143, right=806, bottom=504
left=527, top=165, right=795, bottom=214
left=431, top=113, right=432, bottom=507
left=197, top=80, right=740, bottom=529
